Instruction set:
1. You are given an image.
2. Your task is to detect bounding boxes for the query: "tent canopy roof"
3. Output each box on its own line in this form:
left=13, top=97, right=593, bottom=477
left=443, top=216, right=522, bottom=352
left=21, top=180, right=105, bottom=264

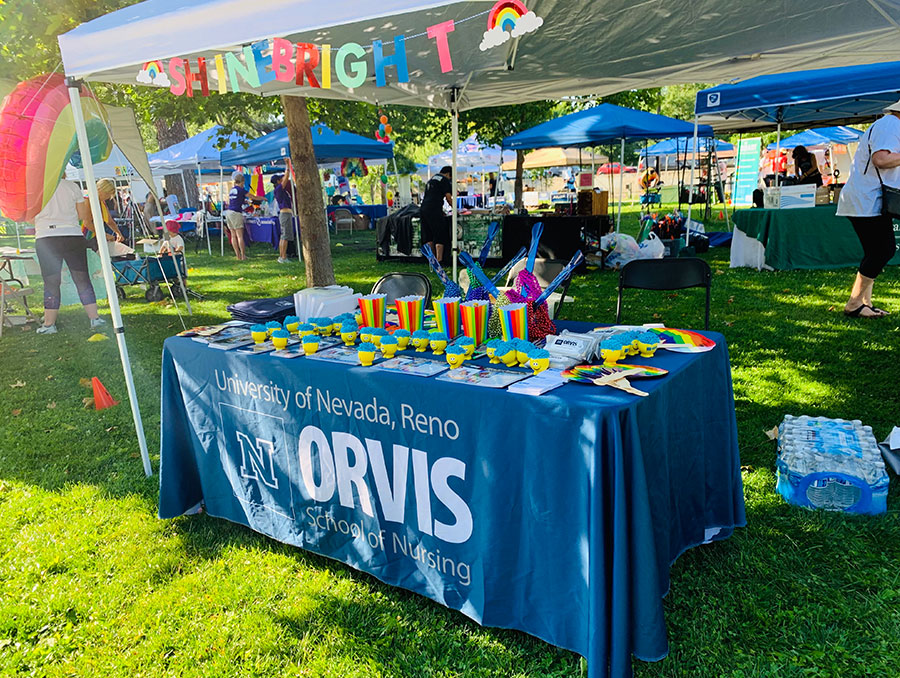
left=696, top=61, right=900, bottom=132
left=502, top=104, right=712, bottom=150
left=220, top=123, right=394, bottom=166
left=641, top=137, right=733, bottom=158
left=429, top=135, right=502, bottom=169
left=765, top=125, right=863, bottom=150
left=148, top=125, right=247, bottom=170
left=58, top=0, right=900, bottom=113
left=500, top=147, right=607, bottom=170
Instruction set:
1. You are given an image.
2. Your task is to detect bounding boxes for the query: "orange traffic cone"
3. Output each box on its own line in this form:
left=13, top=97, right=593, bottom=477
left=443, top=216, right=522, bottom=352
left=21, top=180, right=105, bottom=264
left=92, top=377, right=119, bottom=410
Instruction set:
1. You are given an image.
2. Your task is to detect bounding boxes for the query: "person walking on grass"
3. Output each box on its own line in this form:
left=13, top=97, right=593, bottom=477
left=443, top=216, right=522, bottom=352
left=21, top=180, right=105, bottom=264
left=223, top=171, right=247, bottom=261
left=272, top=171, right=295, bottom=264
left=836, top=102, right=900, bottom=318
left=33, top=180, right=106, bottom=335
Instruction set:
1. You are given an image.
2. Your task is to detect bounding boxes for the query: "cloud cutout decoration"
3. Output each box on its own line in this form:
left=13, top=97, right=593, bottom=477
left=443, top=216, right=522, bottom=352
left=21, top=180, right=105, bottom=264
left=136, top=70, right=152, bottom=84
left=479, top=26, right=511, bottom=51
left=152, top=71, right=171, bottom=87
left=511, top=11, right=543, bottom=38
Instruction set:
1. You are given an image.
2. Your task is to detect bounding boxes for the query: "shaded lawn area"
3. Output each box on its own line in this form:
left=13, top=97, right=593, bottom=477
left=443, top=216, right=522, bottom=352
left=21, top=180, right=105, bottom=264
left=1, top=207, right=899, bottom=677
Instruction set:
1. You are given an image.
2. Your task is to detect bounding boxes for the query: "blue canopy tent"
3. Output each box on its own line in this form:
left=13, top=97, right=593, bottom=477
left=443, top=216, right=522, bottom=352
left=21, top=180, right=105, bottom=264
left=641, top=137, right=733, bottom=161
left=148, top=125, right=246, bottom=170
left=765, top=126, right=863, bottom=150
left=695, top=61, right=900, bottom=133
left=220, top=123, right=394, bottom=166
left=503, top=104, right=714, bottom=231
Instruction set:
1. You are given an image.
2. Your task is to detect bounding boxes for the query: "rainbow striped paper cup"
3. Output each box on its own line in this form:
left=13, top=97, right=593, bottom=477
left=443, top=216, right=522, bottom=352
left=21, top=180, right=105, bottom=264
left=460, top=300, right=489, bottom=346
left=432, top=297, right=461, bottom=339
left=498, top=303, right=528, bottom=342
left=396, top=295, right=425, bottom=332
left=357, top=294, right=387, bottom=329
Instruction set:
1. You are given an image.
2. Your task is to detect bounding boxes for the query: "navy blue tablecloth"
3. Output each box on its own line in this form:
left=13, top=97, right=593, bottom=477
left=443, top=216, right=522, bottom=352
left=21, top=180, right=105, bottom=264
left=244, top=217, right=280, bottom=249
left=158, top=321, right=745, bottom=678
left=327, top=204, right=388, bottom=221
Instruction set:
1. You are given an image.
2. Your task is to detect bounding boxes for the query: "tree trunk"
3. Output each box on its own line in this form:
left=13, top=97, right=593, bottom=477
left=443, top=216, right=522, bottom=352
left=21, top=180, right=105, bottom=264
left=514, top=150, right=525, bottom=210
left=282, top=95, right=335, bottom=287
left=154, top=119, right=199, bottom=210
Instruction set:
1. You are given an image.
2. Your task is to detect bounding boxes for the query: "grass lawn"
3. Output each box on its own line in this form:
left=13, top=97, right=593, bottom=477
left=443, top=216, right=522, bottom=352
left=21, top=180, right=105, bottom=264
left=1, top=206, right=899, bottom=677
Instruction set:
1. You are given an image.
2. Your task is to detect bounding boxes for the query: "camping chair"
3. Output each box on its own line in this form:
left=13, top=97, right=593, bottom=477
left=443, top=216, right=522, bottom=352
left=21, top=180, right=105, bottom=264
left=501, top=257, right=574, bottom=319
left=615, top=257, right=711, bottom=330
left=371, top=272, right=432, bottom=308
left=333, top=208, right=355, bottom=233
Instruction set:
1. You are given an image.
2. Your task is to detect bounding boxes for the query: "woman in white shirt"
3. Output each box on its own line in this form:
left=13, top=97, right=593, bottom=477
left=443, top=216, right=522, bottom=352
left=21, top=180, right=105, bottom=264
left=835, top=103, right=900, bottom=318
left=33, top=180, right=106, bottom=335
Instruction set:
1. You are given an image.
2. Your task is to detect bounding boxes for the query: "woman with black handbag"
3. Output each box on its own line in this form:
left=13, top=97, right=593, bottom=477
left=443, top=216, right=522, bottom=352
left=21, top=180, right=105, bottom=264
left=835, top=103, right=900, bottom=318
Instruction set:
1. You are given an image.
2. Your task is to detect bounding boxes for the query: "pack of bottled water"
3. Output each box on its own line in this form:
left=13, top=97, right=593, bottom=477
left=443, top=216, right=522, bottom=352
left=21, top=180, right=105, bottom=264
left=775, top=415, right=888, bottom=515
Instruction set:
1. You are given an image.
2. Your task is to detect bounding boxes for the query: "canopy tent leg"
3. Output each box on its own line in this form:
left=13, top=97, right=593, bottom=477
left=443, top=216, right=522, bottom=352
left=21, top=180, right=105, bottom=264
left=391, top=156, right=401, bottom=207
left=616, top=137, right=625, bottom=234
left=775, top=121, right=782, bottom=188
left=712, top=145, right=731, bottom=231
left=686, top=114, right=700, bottom=245
left=451, top=92, right=460, bottom=282
left=219, top=168, right=225, bottom=256
left=288, top=159, right=302, bottom=263
left=66, top=80, right=152, bottom=477
left=197, top=165, right=211, bottom=255
left=15, top=220, right=21, bottom=251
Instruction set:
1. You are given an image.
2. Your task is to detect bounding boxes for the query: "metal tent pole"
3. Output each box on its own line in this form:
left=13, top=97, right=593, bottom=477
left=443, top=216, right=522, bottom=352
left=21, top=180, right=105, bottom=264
left=197, top=165, right=211, bottom=255
left=616, top=137, right=625, bottom=233
left=775, top=121, right=782, bottom=188
left=219, top=168, right=225, bottom=256
left=686, top=115, right=700, bottom=244
left=451, top=91, right=460, bottom=282
left=66, top=80, right=152, bottom=477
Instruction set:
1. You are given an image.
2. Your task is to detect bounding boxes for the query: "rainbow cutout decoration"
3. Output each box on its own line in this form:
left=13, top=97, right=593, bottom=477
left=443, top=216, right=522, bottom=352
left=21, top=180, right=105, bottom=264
left=136, top=60, right=171, bottom=87
left=562, top=364, right=669, bottom=384
left=650, top=328, right=716, bottom=353
left=0, top=73, right=112, bottom=222
left=480, top=0, right=544, bottom=51
left=341, top=157, right=368, bottom=178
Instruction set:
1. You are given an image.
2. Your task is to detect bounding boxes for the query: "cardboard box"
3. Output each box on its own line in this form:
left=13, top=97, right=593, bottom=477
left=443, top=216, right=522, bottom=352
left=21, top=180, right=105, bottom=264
left=764, top=185, right=818, bottom=209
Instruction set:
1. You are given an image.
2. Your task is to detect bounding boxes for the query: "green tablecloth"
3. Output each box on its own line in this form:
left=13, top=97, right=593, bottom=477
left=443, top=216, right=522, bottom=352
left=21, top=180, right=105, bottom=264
left=733, top=205, right=900, bottom=270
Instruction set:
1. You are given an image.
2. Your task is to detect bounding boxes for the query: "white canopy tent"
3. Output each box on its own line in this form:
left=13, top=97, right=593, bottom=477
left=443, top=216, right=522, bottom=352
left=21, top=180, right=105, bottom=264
left=56, top=0, right=900, bottom=480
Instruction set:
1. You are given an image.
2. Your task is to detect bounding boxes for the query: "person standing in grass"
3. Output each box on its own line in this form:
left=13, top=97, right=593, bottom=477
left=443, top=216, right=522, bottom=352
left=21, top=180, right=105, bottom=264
left=223, top=171, right=247, bottom=261
left=272, top=171, right=295, bottom=264
left=32, top=180, right=106, bottom=335
left=836, top=103, right=900, bottom=318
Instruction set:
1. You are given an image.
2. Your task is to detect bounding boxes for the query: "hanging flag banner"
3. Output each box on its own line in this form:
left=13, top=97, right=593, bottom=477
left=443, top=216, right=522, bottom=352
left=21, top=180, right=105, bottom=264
left=732, top=137, right=762, bottom=207
left=134, top=0, right=544, bottom=98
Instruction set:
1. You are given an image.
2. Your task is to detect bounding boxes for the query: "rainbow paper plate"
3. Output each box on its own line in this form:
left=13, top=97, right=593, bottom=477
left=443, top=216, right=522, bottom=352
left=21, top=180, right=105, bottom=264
left=562, top=364, right=669, bottom=384
left=650, top=328, right=716, bottom=353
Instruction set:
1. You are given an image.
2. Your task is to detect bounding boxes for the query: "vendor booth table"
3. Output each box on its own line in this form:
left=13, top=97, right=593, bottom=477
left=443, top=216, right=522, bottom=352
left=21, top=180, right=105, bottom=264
left=327, top=204, right=388, bottom=225
left=159, top=321, right=745, bottom=677
left=243, top=217, right=281, bottom=250
left=732, top=205, right=900, bottom=270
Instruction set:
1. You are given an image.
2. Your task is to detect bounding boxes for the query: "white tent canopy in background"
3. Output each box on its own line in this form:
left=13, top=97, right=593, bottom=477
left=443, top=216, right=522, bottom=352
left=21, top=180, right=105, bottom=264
left=58, top=0, right=900, bottom=111
left=429, top=135, right=502, bottom=169
left=501, top=147, right=607, bottom=171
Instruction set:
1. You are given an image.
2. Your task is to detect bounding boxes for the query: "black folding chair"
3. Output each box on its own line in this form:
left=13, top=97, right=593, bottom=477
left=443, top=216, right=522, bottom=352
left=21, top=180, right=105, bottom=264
left=616, top=258, right=712, bottom=330
left=372, top=272, right=433, bottom=308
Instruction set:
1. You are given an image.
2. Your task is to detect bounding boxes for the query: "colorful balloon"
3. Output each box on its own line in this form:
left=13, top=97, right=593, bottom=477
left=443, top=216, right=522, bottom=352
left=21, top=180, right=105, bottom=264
left=384, top=124, right=393, bottom=135
left=383, top=135, right=390, bottom=143
left=0, top=73, right=111, bottom=222
left=379, top=115, right=388, bottom=125
left=379, top=123, right=386, bottom=134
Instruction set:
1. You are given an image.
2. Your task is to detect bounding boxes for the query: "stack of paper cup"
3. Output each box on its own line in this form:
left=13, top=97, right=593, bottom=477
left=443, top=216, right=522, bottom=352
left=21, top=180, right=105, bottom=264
left=498, top=303, right=528, bottom=342
left=357, top=294, right=387, bottom=329
left=460, top=300, right=489, bottom=346
left=432, top=297, right=461, bottom=339
left=395, top=295, right=425, bottom=332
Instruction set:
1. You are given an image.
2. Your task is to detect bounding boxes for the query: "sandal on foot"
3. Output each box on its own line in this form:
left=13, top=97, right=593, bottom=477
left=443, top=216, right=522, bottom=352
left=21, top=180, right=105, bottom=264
left=870, top=306, right=890, bottom=316
left=844, top=304, right=882, bottom=318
